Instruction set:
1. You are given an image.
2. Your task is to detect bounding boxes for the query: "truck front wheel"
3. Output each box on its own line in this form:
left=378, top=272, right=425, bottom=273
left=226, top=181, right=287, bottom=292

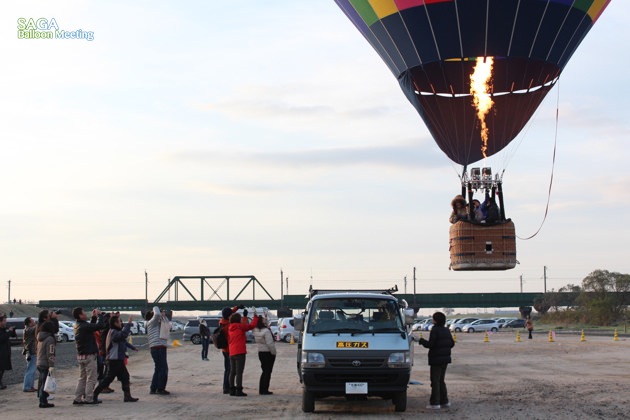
left=393, top=390, right=407, bottom=412
left=302, top=389, right=315, bottom=412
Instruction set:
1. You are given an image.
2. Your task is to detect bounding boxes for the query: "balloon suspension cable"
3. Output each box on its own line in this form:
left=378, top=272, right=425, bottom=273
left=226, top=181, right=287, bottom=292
left=517, top=81, right=560, bottom=240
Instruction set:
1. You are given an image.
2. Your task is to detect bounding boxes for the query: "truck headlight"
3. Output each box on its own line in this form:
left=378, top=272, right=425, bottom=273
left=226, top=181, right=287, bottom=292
left=301, top=351, right=325, bottom=368
left=387, top=352, right=410, bottom=368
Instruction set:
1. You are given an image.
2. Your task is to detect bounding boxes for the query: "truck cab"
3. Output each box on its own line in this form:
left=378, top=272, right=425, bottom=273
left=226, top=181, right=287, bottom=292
left=296, top=286, right=414, bottom=412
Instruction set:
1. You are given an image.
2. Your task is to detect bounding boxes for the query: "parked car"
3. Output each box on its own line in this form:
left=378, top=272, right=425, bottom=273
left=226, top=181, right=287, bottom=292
left=129, top=321, right=145, bottom=335
left=5, top=317, right=26, bottom=345
left=274, top=317, right=296, bottom=343
left=446, top=318, right=460, bottom=328
left=449, top=317, right=480, bottom=332
left=412, top=319, right=431, bottom=331
left=56, top=321, right=76, bottom=342
left=183, top=317, right=221, bottom=345
left=494, top=317, right=518, bottom=328
left=462, top=319, right=502, bottom=333
left=502, top=319, right=526, bottom=329
left=269, top=319, right=278, bottom=338
left=171, top=320, right=185, bottom=331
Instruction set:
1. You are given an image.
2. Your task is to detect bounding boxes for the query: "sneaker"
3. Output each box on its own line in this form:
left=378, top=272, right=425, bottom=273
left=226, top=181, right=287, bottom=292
left=23, top=388, right=37, bottom=392
left=157, top=390, right=171, bottom=395
left=426, top=404, right=441, bottom=410
left=441, top=402, right=451, bottom=408
left=39, top=403, right=55, bottom=408
left=72, top=400, right=84, bottom=405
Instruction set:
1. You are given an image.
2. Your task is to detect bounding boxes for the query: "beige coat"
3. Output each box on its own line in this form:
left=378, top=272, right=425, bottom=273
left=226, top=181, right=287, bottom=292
left=253, top=328, right=276, bottom=355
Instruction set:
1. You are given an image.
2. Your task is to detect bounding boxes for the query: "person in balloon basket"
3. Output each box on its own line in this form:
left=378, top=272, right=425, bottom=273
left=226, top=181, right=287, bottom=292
left=481, top=196, right=500, bottom=224
left=418, top=311, right=455, bottom=410
left=449, top=195, right=469, bottom=224
left=93, top=315, right=139, bottom=403
left=471, top=199, right=485, bottom=223
left=228, top=311, right=259, bottom=396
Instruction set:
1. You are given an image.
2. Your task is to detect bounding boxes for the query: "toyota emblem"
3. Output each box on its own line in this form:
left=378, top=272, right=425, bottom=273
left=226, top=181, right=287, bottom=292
left=352, top=360, right=361, bottom=367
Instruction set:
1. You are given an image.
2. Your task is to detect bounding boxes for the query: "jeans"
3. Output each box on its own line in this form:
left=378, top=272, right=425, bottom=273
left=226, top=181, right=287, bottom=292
left=150, top=347, right=169, bottom=392
left=429, top=364, right=449, bottom=406
left=222, top=351, right=230, bottom=392
left=229, top=353, right=246, bottom=389
left=23, top=354, right=37, bottom=390
left=258, top=352, right=276, bottom=393
left=201, top=337, right=210, bottom=360
left=75, top=354, right=98, bottom=402
left=37, top=366, right=50, bottom=406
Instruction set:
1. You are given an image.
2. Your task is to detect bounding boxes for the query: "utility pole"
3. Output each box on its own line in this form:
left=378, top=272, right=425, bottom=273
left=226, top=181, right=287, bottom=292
left=404, top=276, right=407, bottom=294
left=7, top=280, right=11, bottom=304
left=145, top=271, right=148, bottom=310
left=167, top=278, right=171, bottom=302
left=520, top=275, right=523, bottom=293
left=286, top=277, right=289, bottom=296
left=413, top=267, right=417, bottom=305
left=543, top=266, right=547, bottom=293
left=280, top=269, right=284, bottom=305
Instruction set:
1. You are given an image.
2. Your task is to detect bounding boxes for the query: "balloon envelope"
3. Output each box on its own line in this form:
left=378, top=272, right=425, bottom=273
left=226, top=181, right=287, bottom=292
left=335, top=0, right=611, bottom=166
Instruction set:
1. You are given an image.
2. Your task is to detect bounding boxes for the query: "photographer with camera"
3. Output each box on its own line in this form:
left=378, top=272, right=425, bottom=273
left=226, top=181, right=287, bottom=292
left=0, top=313, right=18, bottom=390
left=22, top=317, right=38, bottom=392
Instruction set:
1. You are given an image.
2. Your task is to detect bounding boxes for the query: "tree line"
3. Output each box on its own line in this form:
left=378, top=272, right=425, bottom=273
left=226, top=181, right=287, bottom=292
left=533, top=269, right=630, bottom=325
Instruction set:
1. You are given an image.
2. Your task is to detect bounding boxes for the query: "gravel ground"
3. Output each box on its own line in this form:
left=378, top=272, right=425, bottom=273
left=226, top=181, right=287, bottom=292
left=2, top=334, right=157, bottom=387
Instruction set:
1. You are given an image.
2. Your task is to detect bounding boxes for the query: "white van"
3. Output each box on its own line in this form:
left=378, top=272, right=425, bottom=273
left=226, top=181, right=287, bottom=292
left=296, top=286, right=414, bottom=413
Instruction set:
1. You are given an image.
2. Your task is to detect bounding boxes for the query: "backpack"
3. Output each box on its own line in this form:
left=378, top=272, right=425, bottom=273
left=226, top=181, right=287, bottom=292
left=211, top=324, right=228, bottom=350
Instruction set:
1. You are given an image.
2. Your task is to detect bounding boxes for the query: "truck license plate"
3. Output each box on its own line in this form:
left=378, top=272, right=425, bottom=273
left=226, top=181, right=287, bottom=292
left=346, top=382, right=368, bottom=394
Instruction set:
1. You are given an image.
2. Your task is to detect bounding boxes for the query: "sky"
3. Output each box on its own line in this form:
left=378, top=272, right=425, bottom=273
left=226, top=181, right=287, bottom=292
left=1, top=1, right=629, bottom=305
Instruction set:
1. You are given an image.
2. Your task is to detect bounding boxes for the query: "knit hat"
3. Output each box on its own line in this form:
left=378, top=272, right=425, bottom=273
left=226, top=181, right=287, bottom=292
left=221, top=307, right=232, bottom=320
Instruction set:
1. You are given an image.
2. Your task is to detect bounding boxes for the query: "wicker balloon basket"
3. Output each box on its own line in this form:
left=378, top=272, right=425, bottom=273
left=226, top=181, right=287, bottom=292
left=449, top=220, right=517, bottom=271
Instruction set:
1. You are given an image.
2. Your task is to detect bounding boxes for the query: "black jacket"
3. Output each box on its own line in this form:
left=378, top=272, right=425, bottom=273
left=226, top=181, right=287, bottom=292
left=74, top=316, right=104, bottom=355
left=419, top=325, right=455, bottom=366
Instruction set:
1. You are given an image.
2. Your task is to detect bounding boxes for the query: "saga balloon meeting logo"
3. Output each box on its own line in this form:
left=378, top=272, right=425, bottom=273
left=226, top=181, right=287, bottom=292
left=17, top=18, right=94, bottom=41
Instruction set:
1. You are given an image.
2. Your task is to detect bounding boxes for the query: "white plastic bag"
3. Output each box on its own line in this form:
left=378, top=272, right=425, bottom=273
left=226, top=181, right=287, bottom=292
left=43, top=369, right=57, bottom=394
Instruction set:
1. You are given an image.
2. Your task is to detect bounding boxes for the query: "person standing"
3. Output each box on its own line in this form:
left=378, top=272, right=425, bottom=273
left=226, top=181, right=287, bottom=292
left=22, top=317, right=38, bottom=392
left=93, top=315, right=139, bottom=403
left=219, top=305, right=240, bottom=394
left=0, top=313, right=17, bottom=390
left=73, top=307, right=105, bottom=405
left=228, top=311, right=259, bottom=396
left=418, top=311, right=455, bottom=410
left=36, top=321, right=56, bottom=408
left=199, top=319, right=210, bottom=361
left=526, top=316, right=534, bottom=339
left=253, top=315, right=276, bottom=395
left=146, top=305, right=171, bottom=395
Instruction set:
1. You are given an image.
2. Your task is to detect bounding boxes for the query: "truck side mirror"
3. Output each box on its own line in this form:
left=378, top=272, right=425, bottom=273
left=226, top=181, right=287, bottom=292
left=294, top=314, right=304, bottom=332
left=404, top=309, right=415, bottom=325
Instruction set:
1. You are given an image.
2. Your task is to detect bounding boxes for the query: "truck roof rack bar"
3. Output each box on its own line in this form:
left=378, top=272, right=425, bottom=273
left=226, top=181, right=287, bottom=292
left=307, top=285, right=398, bottom=299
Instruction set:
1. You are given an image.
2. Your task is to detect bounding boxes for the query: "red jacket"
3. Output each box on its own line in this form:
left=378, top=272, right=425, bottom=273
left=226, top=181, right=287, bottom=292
left=228, top=315, right=258, bottom=357
left=219, top=306, right=238, bottom=354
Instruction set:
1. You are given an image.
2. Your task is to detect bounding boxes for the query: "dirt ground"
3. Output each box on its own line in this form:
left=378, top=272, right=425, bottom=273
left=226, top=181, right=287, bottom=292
left=1, top=331, right=628, bottom=419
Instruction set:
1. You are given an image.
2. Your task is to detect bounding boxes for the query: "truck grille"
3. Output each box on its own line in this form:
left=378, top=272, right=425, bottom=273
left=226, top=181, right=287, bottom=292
left=327, top=358, right=386, bottom=368
left=313, top=373, right=397, bottom=384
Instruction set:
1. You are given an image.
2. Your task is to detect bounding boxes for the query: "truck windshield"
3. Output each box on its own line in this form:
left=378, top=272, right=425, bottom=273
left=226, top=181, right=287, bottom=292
left=307, top=298, right=404, bottom=334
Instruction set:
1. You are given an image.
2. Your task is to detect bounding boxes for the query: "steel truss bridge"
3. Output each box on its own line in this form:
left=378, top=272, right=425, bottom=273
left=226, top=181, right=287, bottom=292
left=37, top=274, right=557, bottom=312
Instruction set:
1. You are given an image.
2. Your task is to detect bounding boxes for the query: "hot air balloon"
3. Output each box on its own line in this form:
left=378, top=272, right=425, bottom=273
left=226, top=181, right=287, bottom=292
left=334, top=0, right=610, bottom=270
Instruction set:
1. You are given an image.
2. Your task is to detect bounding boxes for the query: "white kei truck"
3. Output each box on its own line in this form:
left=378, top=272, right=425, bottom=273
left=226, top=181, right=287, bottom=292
left=295, top=286, right=415, bottom=412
